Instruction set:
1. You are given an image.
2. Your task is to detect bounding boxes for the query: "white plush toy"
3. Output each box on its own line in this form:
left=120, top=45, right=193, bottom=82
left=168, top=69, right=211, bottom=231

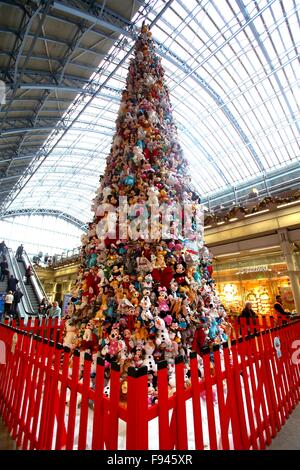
left=132, top=145, right=144, bottom=164
left=154, top=316, right=171, bottom=347
left=147, top=186, right=159, bottom=206
left=140, top=296, right=153, bottom=321
left=143, top=340, right=157, bottom=373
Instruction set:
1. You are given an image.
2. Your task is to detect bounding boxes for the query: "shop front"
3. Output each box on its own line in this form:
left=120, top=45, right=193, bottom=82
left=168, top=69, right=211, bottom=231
left=213, top=251, right=297, bottom=317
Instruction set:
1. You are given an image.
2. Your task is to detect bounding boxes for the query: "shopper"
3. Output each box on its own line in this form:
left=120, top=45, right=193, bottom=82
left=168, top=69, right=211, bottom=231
left=25, top=265, right=33, bottom=285
left=48, top=301, right=62, bottom=321
left=12, top=288, right=23, bottom=317
left=4, top=291, right=14, bottom=317
left=274, top=295, right=290, bottom=319
left=0, top=257, right=8, bottom=282
left=38, top=297, right=48, bottom=315
left=240, top=301, right=256, bottom=325
left=7, top=274, right=19, bottom=293
left=16, top=244, right=24, bottom=261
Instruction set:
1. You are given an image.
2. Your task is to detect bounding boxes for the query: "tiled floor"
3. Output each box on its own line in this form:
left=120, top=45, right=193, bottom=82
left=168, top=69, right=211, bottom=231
left=268, top=403, right=300, bottom=450
left=0, top=404, right=300, bottom=450
left=0, top=419, right=16, bottom=450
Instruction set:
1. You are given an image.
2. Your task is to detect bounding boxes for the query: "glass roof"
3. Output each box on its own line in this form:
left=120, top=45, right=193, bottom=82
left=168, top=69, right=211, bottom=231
left=7, top=0, right=300, bottom=224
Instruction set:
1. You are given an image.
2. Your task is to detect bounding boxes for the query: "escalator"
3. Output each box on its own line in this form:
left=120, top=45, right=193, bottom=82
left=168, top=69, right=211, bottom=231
left=17, top=250, right=49, bottom=315
left=5, top=248, right=36, bottom=321
left=17, top=259, right=40, bottom=313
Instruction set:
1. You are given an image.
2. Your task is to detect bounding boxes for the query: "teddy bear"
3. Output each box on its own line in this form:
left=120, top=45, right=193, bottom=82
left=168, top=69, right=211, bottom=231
left=142, top=340, right=157, bottom=373
left=132, top=145, right=144, bottom=165
left=63, top=319, right=78, bottom=351
left=147, top=186, right=159, bottom=206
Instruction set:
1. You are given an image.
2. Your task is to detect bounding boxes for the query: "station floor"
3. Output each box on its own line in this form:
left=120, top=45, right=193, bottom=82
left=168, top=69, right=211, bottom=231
left=0, top=405, right=300, bottom=450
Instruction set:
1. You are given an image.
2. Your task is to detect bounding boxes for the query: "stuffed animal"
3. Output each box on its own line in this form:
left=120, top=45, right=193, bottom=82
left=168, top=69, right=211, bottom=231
left=154, top=316, right=171, bottom=347
left=140, top=295, right=153, bottom=321
left=143, top=340, right=157, bottom=373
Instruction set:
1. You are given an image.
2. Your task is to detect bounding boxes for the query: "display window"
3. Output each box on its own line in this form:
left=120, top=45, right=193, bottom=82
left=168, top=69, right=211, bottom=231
left=213, top=254, right=296, bottom=316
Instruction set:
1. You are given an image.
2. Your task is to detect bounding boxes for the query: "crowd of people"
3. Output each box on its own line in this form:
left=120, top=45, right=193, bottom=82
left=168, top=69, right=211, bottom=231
left=238, top=295, right=292, bottom=327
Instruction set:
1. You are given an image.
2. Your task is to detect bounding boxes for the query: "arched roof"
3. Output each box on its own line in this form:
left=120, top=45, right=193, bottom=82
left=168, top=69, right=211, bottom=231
left=0, top=0, right=299, bottom=226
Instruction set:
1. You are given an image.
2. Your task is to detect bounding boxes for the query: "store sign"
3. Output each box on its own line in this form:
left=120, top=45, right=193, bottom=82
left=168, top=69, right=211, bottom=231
left=239, top=265, right=269, bottom=274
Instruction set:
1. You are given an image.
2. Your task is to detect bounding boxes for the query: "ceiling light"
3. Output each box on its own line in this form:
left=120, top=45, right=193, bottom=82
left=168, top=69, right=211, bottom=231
left=249, top=245, right=280, bottom=252
left=216, top=252, right=241, bottom=257
left=229, top=217, right=238, bottom=222
left=277, top=200, right=300, bottom=208
left=217, top=221, right=225, bottom=225
left=204, top=225, right=212, bottom=228
left=244, top=209, right=269, bottom=217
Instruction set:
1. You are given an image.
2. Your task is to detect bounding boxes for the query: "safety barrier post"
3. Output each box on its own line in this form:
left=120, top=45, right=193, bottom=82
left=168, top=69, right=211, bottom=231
left=106, top=362, right=121, bottom=450
left=126, top=365, right=148, bottom=450
left=157, top=360, right=172, bottom=450
left=77, top=352, right=92, bottom=450
left=55, top=346, right=70, bottom=450
left=202, top=348, right=217, bottom=450
left=91, top=357, right=105, bottom=450
left=238, top=336, right=259, bottom=449
left=22, top=335, right=43, bottom=450
left=65, top=349, right=80, bottom=450
left=189, top=352, right=204, bottom=450
left=213, top=344, right=231, bottom=450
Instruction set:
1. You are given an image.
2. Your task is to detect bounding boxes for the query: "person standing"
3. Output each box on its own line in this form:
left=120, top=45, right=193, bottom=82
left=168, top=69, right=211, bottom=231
left=240, top=301, right=256, bottom=325
left=48, top=301, right=62, bottom=339
left=25, top=265, right=33, bottom=285
left=7, top=274, right=19, bottom=293
left=48, top=301, right=61, bottom=320
left=12, top=288, right=23, bottom=317
left=16, top=244, right=24, bottom=261
left=274, top=295, right=290, bottom=324
left=38, top=297, right=48, bottom=315
left=0, top=241, right=6, bottom=256
left=0, top=257, right=8, bottom=282
left=4, top=291, right=14, bottom=317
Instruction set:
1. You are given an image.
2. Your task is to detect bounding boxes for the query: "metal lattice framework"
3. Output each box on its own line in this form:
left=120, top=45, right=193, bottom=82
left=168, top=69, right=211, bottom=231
left=0, top=0, right=299, bottom=228
left=1, top=207, right=86, bottom=229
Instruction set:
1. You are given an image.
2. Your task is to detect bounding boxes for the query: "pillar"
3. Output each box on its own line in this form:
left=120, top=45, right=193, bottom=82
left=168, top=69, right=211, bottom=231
left=278, top=229, right=300, bottom=313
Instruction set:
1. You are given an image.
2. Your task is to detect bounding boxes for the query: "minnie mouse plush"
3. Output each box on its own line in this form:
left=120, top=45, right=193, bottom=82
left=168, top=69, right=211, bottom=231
left=174, top=262, right=188, bottom=286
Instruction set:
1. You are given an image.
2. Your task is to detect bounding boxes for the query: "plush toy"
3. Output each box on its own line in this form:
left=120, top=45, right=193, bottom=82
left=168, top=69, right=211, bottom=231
left=157, top=286, right=169, bottom=313
left=154, top=316, right=171, bottom=347
left=63, top=319, right=78, bottom=351
left=143, top=340, right=157, bottom=373
left=140, top=295, right=153, bottom=321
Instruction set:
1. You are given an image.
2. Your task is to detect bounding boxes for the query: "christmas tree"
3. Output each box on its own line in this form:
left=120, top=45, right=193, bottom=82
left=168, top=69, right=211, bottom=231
left=66, top=25, right=229, bottom=396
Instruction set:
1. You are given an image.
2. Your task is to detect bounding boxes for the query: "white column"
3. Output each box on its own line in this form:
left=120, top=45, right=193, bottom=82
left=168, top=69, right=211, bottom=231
left=278, top=229, right=300, bottom=313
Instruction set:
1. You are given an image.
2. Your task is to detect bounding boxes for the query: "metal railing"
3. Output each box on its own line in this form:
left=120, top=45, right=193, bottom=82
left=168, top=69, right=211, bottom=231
left=6, top=248, right=35, bottom=318
left=22, top=250, right=49, bottom=304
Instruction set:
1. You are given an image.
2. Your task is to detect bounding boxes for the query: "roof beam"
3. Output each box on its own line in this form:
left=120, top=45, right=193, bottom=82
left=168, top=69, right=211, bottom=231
left=52, top=1, right=132, bottom=37
left=235, top=0, right=300, bottom=136
left=1, top=207, right=86, bottom=229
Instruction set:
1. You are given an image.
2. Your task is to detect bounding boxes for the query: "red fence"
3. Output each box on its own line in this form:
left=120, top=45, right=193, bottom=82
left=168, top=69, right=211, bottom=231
left=0, top=318, right=300, bottom=450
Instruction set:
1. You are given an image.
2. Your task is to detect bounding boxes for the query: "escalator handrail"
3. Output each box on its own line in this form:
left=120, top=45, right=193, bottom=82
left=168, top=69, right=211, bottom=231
left=6, top=248, right=36, bottom=316
left=22, top=250, right=49, bottom=303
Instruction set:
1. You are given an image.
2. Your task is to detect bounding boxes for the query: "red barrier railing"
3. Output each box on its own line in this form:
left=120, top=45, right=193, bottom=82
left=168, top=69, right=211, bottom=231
left=0, top=319, right=300, bottom=450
